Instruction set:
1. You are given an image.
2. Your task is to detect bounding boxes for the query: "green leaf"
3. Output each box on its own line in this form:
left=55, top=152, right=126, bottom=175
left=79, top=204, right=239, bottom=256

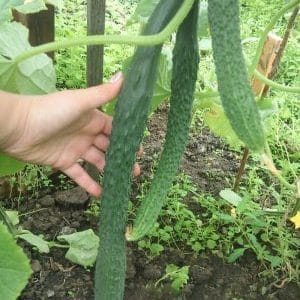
left=57, top=230, right=99, bottom=268
left=5, top=210, right=19, bottom=226
left=265, top=255, right=282, bottom=268
left=104, top=50, right=172, bottom=116
left=151, top=49, right=172, bottom=112
left=0, top=22, right=56, bottom=94
left=127, top=0, right=159, bottom=25
left=203, top=103, right=242, bottom=149
left=149, top=243, right=164, bottom=256
left=0, top=153, right=26, bottom=176
left=227, top=248, right=246, bottom=263
left=257, top=97, right=278, bottom=120
left=206, top=239, right=217, bottom=249
left=0, top=0, right=23, bottom=24
left=0, top=0, right=51, bottom=24
left=198, top=2, right=209, bottom=38
left=0, top=223, right=32, bottom=300
left=14, top=0, right=47, bottom=15
left=166, top=263, right=179, bottom=274
left=220, top=189, right=243, bottom=207
left=18, top=230, right=50, bottom=253
left=215, top=212, right=235, bottom=223
left=199, top=38, right=212, bottom=51
left=46, top=0, right=63, bottom=8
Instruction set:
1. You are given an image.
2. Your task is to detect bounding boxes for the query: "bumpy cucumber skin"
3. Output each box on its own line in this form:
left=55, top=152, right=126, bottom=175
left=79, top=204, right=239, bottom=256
left=208, top=0, right=265, bottom=152
left=129, top=0, right=200, bottom=241
left=94, top=1, right=182, bottom=300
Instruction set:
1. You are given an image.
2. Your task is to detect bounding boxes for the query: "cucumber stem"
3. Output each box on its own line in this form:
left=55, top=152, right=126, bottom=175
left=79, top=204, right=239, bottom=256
left=253, top=69, right=300, bottom=94
left=13, top=0, right=195, bottom=64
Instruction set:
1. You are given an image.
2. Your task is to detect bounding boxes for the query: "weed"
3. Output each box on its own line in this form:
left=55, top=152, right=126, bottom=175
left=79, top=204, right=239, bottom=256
left=155, top=264, right=189, bottom=293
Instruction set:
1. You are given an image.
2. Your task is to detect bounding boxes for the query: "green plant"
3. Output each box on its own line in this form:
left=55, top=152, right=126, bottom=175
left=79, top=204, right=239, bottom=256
left=127, top=0, right=199, bottom=241
left=0, top=223, right=32, bottom=300
left=155, top=264, right=189, bottom=293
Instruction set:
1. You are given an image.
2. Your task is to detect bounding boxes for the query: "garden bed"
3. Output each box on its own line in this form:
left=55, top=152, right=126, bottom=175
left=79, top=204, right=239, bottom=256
left=9, top=106, right=298, bottom=299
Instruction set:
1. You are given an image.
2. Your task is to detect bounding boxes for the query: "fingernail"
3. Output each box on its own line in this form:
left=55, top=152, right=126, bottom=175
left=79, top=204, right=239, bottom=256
left=110, top=71, right=123, bottom=83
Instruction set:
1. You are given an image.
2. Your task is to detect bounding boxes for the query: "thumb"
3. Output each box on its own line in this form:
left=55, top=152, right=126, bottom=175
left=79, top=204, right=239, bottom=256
left=77, top=72, right=124, bottom=111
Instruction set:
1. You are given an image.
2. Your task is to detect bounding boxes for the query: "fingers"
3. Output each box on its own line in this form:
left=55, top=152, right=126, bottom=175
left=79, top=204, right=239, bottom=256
left=62, top=163, right=102, bottom=197
left=79, top=72, right=124, bottom=111
left=93, top=134, right=110, bottom=152
left=133, top=163, right=141, bottom=177
left=82, top=146, right=106, bottom=171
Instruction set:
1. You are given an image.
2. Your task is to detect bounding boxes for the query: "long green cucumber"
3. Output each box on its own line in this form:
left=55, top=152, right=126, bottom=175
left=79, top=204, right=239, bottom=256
left=127, top=0, right=200, bottom=241
left=94, top=1, right=183, bottom=299
left=207, top=0, right=265, bottom=152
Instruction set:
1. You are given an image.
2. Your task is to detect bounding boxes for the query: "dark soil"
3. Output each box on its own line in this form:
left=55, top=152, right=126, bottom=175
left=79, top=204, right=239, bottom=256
left=3, top=106, right=299, bottom=299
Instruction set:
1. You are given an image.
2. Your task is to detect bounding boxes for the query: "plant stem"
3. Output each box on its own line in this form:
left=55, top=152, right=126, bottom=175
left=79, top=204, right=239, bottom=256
left=249, top=0, right=300, bottom=76
left=13, top=0, right=195, bottom=64
left=233, top=148, right=250, bottom=192
left=253, top=69, right=300, bottom=93
left=0, top=203, right=17, bottom=236
left=262, top=143, right=295, bottom=191
left=268, top=5, right=300, bottom=81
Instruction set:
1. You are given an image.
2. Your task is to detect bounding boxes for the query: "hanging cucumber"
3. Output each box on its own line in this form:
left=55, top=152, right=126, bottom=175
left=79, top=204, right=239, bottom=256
left=207, top=0, right=265, bottom=152
left=127, top=0, right=200, bottom=241
left=94, top=1, right=183, bottom=300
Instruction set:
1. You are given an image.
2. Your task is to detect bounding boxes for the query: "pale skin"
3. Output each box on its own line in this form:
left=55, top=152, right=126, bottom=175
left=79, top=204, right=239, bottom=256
left=0, top=72, right=140, bottom=197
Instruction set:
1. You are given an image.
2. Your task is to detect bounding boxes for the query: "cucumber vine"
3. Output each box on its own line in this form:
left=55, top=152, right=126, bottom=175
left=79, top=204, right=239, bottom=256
left=13, top=0, right=195, bottom=64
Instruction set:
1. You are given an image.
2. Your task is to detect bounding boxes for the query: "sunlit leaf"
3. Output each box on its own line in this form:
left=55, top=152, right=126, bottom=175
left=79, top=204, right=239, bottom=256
left=0, top=0, right=50, bottom=24
left=203, top=102, right=242, bottom=149
left=0, top=22, right=56, bottom=94
left=0, top=0, right=23, bottom=24
left=14, top=0, right=47, bottom=15
left=220, top=189, right=243, bottom=207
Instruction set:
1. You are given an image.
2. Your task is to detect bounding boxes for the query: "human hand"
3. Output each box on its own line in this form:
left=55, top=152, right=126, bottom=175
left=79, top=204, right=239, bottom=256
left=1, top=72, right=140, bottom=196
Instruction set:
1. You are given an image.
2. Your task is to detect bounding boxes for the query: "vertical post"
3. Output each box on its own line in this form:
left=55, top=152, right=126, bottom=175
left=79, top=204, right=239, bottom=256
left=251, top=33, right=282, bottom=97
left=13, top=5, right=55, bottom=59
left=86, top=0, right=106, bottom=182
left=87, top=0, right=106, bottom=86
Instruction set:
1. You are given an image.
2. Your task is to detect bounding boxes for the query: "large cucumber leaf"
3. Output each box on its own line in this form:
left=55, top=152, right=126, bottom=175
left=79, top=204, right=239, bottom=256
left=203, top=102, right=242, bottom=149
left=0, top=223, right=32, bottom=300
left=127, top=0, right=159, bottom=25
left=0, top=22, right=56, bottom=94
left=151, top=48, right=172, bottom=112
left=0, top=0, right=48, bottom=25
left=104, top=49, right=172, bottom=116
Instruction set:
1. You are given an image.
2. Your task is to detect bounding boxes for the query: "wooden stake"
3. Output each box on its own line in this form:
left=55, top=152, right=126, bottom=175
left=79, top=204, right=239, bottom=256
left=13, top=5, right=55, bottom=59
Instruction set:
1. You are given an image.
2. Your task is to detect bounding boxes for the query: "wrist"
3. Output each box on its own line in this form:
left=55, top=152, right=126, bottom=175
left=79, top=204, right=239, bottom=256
left=0, top=91, right=31, bottom=154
